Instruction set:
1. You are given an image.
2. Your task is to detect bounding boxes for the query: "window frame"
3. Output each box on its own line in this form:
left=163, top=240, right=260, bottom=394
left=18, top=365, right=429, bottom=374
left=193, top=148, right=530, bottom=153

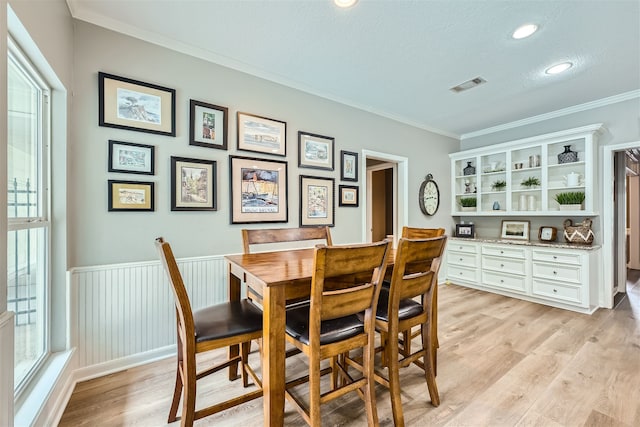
left=7, top=37, right=52, bottom=397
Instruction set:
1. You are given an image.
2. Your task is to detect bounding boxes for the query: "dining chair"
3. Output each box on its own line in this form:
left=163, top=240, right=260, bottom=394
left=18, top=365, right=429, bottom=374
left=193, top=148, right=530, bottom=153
left=398, top=227, right=446, bottom=365
left=372, top=235, right=447, bottom=427
left=284, top=240, right=391, bottom=426
left=155, top=237, right=263, bottom=427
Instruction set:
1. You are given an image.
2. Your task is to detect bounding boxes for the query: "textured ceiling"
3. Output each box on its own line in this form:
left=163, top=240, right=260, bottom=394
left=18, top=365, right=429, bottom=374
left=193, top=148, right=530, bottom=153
left=67, top=0, right=640, bottom=138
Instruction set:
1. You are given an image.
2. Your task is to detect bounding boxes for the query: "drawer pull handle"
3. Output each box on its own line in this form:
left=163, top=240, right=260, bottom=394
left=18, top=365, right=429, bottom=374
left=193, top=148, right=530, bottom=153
left=500, top=263, right=504, bottom=268
left=459, top=258, right=463, bottom=261
left=553, top=288, right=558, bottom=293
left=553, top=271, right=557, bottom=275
left=500, top=250, right=504, bottom=254
left=553, top=256, right=558, bottom=259
left=500, top=279, right=504, bottom=283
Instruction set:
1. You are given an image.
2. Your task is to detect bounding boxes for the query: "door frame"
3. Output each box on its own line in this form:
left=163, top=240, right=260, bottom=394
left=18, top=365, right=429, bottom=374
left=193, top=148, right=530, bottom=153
left=602, top=140, right=640, bottom=308
left=361, top=150, right=408, bottom=245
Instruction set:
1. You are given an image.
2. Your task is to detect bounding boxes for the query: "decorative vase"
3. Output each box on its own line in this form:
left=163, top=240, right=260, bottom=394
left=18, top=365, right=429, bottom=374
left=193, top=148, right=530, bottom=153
left=518, top=195, right=527, bottom=211
left=492, top=201, right=500, bottom=210
left=557, top=145, right=578, bottom=164
left=463, top=161, right=476, bottom=176
left=527, top=195, right=536, bottom=211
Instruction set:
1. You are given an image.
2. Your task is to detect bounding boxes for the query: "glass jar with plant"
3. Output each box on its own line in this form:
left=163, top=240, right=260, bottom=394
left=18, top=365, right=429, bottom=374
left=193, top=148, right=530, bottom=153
left=554, top=191, right=585, bottom=210
left=491, top=180, right=506, bottom=191
left=459, top=196, right=477, bottom=211
left=521, top=176, right=541, bottom=188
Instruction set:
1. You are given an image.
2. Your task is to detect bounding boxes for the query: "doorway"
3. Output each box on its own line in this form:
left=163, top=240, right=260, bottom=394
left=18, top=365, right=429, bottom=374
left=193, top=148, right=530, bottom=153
left=602, top=142, right=640, bottom=308
left=361, top=150, right=408, bottom=245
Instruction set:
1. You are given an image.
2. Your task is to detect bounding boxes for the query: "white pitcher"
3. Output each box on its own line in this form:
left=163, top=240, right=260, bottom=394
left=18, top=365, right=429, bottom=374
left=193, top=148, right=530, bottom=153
left=563, top=172, right=581, bottom=187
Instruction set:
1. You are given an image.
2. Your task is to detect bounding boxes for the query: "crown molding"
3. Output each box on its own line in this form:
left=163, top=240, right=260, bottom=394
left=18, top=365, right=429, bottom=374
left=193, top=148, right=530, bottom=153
left=461, top=90, right=640, bottom=140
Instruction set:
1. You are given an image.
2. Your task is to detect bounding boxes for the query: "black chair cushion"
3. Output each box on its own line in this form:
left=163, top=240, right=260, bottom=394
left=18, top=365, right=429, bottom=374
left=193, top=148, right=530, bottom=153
left=285, top=304, right=364, bottom=346
left=375, top=287, right=424, bottom=322
left=193, top=300, right=262, bottom=343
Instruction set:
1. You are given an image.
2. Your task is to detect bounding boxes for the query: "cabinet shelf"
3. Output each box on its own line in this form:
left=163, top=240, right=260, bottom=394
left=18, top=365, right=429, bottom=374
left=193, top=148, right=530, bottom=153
left=450, top=124, right=602, bottom=216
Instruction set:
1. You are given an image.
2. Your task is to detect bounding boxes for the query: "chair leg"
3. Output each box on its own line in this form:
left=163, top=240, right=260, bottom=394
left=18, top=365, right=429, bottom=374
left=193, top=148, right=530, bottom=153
left=309, top=352, right=322, bottom=426
left=167, top=359, right=183, bottom=423
left=422, top=323, right=440, bottom=407
left=364, top=333, right=380, bottom=427
left=241, top=341, right=250, bottom=387
left=181, top=365, right=197, bottom=427
left=387, top=332, right=405, bottom=427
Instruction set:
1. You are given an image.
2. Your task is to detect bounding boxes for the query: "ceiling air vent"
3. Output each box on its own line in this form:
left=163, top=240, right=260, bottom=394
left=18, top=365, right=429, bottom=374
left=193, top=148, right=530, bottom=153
left=450, top=77, right=487, bottom=93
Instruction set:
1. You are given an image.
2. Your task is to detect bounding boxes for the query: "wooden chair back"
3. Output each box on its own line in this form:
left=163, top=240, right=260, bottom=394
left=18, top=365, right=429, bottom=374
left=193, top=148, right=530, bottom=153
left=401, top=226, right=446, bottom=239
left=156, top=237, right=195, bottom=347
left=242, top=226, right=333, bottom=253
left=311, top=240, right=391, bottom=323
left=388, top=236, right=447, bottom=306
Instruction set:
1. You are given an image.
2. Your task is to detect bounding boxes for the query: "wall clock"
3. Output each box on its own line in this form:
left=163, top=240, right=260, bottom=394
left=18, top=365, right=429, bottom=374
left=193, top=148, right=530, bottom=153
left=538, top=226, right=558, bottom=242
left=419, top=173, right=440, bottom=216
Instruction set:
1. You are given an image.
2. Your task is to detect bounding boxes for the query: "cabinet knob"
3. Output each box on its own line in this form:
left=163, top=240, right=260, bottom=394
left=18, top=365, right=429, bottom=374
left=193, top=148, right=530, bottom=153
left=459, top=258, right=463, bottom=261
left=553, top=288, right=558, bottom=293
left=500, top=250, right=504, bottom=254
left=500, top=263, right=504, bottom=268
left=553, top=255, right=558, bottom=259
left=553, top=271, right=557, bottom=275
left=500, top=279, right=504, bottom=283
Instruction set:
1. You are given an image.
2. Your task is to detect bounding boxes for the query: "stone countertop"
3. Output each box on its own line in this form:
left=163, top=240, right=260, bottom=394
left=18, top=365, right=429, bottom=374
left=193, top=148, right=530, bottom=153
left=450, top=237, right=601, bottom=251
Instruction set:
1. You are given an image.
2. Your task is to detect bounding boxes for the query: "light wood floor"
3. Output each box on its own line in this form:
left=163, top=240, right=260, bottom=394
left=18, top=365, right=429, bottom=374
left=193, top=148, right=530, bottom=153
left=58, top=278, right=640, bottom=426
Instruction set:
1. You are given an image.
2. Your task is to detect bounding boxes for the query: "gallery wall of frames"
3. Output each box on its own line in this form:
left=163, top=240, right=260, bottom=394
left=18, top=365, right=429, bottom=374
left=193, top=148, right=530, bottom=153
left=100, top=71, right=361, bottom=227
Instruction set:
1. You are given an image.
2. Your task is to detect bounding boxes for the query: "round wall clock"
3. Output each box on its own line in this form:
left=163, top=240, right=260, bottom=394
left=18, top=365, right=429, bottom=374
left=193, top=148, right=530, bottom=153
left=419, top=174, right=440, bottom=216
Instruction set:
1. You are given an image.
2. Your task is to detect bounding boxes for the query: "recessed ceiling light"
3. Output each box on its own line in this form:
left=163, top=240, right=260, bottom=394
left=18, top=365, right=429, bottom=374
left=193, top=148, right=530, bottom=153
left=545, top=62, right=573, bottom=75
left=512, top=24, right=538, bottom=39
left=334, top=0, right=358, bottom=8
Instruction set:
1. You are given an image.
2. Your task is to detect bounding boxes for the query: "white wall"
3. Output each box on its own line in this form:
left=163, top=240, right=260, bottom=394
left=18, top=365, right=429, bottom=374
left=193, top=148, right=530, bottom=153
left=70, top=21, right=459, bottom=268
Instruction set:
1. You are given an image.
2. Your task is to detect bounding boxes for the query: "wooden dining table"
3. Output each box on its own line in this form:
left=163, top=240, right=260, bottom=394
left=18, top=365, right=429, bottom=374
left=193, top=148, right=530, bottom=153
left=225, top=245, right=439, bottom=426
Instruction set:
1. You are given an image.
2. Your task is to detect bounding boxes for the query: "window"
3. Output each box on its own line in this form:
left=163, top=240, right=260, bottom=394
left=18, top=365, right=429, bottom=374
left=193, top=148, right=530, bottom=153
left=7, top=41, right=50, bottom=393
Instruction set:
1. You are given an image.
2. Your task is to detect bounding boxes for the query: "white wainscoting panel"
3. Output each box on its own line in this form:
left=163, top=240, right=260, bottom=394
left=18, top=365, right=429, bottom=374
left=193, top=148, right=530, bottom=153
left=68, top=255, right=227, bottom=371
left=0, top=311, right=15, bottom=427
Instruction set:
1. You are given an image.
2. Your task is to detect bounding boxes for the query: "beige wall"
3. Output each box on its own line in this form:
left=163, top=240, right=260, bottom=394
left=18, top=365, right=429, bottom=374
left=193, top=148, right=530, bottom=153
left=70, top=21, right=458, bottom=267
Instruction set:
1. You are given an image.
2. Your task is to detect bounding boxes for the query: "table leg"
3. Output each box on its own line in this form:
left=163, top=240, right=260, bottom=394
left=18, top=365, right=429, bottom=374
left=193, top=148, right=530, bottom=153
left=227, top=264, right=241, bottom=380
left=262, top=285, right=285, bottom=427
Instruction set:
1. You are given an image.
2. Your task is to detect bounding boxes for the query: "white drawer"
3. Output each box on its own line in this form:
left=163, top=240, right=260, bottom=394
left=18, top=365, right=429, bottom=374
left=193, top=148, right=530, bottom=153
left=532, top=262, right=581, bottom=284
left=532, top=279, right=583, bottom=306
left=532, top=250, right=581, bottom=265
left=482, top=270, right=527, bottom=293
left=447, top=264, right=478, bottom=283
left=482, top=255, right=526, bottom=276
left=449, top=241, right=477, bottom=254
left=482, top=244, right=526, bottom=259
left=448, top=251, right=477, bottom=267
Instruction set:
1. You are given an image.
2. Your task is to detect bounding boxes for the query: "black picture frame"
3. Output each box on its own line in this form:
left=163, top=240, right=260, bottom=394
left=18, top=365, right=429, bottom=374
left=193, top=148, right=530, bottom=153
left=300, top=175, right=335, bottom=227
left=170, top=157, right=217, bottom=211
left=108, top=140, right=155, bottom=175
left=338, top=185, right=359, bottom=207
left=108, top=180, right=154, bottom=212
left=98, top=72, right=176, bottom=136
left=298, top=131, right=335, bottom=171
left=189, top=99, right=228, bottom=150
left=229, top=155, right=289, bottom=224
left=237, top=112, right=287, bottom=156
left=455, top=223, right=475, bottom=238
left=340, top=150, right=358, bottom=182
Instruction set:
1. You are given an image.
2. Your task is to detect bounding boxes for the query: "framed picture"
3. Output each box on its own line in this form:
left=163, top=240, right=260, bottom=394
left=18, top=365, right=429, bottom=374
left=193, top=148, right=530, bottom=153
left=237, top=112, right=286, bottom=156
left=300, top=175, right=335, bottom=227
left=340, top=150, right=358, bottom=182
left=170, top=157, right=217, bottom=211
left=108, top=180, right=154, bottom=212
left=98, top=72, right=175, bottom=136
left=229, top=155, right=288, bottom=224
left=455, top=223, right=475, bottom=238
left=108, top=140, right=155, bottom=175
left=298, top=131, right=334, bottom=170
left=189, top=99, right=228, bottom=150
left=501, top=220, right=531, bottom=240
left=339, top=185, right=359, bottom=207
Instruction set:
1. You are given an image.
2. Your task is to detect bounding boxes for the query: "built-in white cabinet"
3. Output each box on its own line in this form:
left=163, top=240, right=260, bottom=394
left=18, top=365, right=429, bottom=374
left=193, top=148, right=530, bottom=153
left=450, top=124, right=603, bottom=216
left=445, top=238, right=601, bottom=313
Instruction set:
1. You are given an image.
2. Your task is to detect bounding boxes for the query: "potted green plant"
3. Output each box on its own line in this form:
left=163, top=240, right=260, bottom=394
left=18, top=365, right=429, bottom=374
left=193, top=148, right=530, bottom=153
left=459, top=197, right=477, bottom=212
left=491, top=180, right=506, bottom=191
left=554, top=191, right=585, bottom=210
left=521, top=176, right=541, bottom=188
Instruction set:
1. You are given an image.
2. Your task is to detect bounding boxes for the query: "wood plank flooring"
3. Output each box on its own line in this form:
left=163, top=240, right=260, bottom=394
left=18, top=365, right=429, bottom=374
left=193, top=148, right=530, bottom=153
left=58, top=279, right=640, bottom=426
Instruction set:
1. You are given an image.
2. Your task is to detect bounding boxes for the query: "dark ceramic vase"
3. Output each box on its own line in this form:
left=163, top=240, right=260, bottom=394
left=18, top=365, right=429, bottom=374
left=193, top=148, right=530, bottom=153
left=463, top=161, right=476, bottom=175
left=557, top=145, right=578, bottom=164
